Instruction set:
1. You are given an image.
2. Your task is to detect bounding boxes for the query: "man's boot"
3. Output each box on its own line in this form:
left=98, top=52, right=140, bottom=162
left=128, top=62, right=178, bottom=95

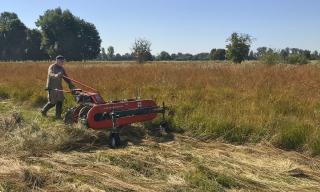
left=55, top=101, right=63, bottom=120
left=41, top=102, right=55, bottom=117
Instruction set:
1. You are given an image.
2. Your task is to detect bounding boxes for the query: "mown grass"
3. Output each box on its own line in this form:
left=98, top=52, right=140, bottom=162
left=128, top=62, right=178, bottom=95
left=0, top=104, right=108, bottom=157
left=184, top=163, right=238, bottom=192
left=1, top=99, right=320, bottom=191
left=1, top=61, right=320, bottom=155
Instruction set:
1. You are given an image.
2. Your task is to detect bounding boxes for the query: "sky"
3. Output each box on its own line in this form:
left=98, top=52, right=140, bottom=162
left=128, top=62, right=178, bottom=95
left=1, top=0, right=319, bottom=55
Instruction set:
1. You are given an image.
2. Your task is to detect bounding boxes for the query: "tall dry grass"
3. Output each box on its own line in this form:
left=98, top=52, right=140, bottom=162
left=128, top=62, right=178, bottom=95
left=1, top=61, right=320, bottom=155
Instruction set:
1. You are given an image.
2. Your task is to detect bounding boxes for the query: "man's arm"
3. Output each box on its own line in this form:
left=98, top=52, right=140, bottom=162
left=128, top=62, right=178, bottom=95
left=62, top=69, right=76, bottom=90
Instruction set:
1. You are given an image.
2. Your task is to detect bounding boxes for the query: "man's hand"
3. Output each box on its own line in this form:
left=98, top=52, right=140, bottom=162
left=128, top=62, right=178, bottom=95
left=71, top=88, right=79, bottom=95
left=54, top=72, right=63, bottom=78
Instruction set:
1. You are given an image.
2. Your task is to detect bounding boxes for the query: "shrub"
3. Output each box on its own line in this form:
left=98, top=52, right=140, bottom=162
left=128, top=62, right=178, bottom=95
left=259, top=52, right=282, bottom=65
left=287, top=54, right=308, bottom=64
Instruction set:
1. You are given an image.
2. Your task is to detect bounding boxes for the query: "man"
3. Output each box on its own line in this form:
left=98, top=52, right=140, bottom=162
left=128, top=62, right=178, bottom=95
left=41, top=55, right=76, bottom=119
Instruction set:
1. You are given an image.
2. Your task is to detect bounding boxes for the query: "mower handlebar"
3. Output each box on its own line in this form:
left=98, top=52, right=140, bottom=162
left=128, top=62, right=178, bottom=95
left=45, top=88, right=84, bottom=94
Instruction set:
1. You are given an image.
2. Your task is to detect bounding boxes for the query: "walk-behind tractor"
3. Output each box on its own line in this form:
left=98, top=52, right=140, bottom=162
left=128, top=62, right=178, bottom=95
left=62, top=76, right=168, bottom=148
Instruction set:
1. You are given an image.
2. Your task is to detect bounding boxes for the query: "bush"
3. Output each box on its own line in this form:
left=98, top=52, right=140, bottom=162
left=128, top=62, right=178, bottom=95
left=287, top=54, right=308, bottom=64
left=259, top=52, right=282, bottom=65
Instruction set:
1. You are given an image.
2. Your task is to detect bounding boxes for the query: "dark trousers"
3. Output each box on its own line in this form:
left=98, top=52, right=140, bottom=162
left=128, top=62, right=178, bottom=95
left=41, top=101, right=63, bottom=119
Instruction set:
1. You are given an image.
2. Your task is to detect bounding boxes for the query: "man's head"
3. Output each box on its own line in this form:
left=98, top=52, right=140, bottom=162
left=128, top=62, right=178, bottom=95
left=55, top=55, right=65, bottom=66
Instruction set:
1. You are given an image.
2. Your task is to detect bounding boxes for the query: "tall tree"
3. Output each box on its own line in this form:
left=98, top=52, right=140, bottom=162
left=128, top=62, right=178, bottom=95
left=0, top=12, right=28, bottom=60
left=99, top=47, right=107, bottom=60
left=209, top=48, right=216, bottom=60
left=77, top=19, right=101, bottom=60
left=256, top=47, right=268, bottom=58
left=36, top=8, right=101, bottom=60
left=131, top=38, right=152, bottom=63
left=311, top=50, right=319, bottom=60
left=25, top=29, right=47, bottom=60
left=280, top=48, right=289, bottom=59
left=226, top=33, right=253, bottom=63
left=302, top=50, right=311, bottom=60
left=248, top=50, right=255, bottom=60
left=107, top=46, right=114, bottom=60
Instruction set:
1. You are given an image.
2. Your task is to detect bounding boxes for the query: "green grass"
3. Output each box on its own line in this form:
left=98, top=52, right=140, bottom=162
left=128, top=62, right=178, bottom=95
left=0, top=87, right=10, bottom=99
left=273, top=121, right=311, bottom=151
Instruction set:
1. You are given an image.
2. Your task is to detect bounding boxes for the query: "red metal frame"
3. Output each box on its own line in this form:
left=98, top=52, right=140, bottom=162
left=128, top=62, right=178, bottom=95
left=64, top=76, right=162, bottom=130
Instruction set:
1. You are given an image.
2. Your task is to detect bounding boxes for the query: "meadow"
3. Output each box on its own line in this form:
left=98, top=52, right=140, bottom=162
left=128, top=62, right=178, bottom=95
left=1, top=60, right=320, bottom=155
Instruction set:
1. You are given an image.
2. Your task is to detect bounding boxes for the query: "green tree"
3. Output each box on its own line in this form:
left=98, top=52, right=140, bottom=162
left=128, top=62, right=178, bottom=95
left=213, top=49, right=226, bottom=60
left=248, top=50, right=255, bottom=60
left=77, top=19, right=101, bottom=60
left=280, top=48, right=289, bottom=60
left=226, top=33, right=253, bottom=63
left=107, top=46, right=114, bottom=60
left=209, top=49, right=216, bottom=60
left=114, top=53, right=122, bottom=61
left=0, top=12, right=28, bottom=60
left=25, top=29, right=47, bottom=60
left=302, top=50, right=311, bottom=60
left=311, top=50, right=319, bottom=60
left=36, top=8, right=101, bottom=60
left=157, top=51, right=171, bottom=60
left=132, top=38, right=152, bottom=63
left=256, top=47, right=268, bottom=58
left=99, top=47, right=107, bottom=60
left=193, top=52, right=209, bottom=60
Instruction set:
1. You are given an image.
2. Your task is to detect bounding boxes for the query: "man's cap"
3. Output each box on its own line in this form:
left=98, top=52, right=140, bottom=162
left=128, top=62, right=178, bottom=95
left=56, top=55, right=64, bottom=60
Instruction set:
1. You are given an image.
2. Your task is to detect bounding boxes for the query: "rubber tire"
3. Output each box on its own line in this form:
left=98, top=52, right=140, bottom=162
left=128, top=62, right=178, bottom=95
left=160, top=121, right=169, bottom=132
left=109, top=132, right=121, bottom=148
left=78, top=106, right=91, bottom=127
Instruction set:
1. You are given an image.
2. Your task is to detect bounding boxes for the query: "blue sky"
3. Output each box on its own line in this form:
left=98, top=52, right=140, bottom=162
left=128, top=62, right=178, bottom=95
left=1, top=0, right=319, bottom=54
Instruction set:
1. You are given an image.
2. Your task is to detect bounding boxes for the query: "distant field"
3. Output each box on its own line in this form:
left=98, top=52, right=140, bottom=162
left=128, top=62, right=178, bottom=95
left=1, top=61, right=320, bottom=155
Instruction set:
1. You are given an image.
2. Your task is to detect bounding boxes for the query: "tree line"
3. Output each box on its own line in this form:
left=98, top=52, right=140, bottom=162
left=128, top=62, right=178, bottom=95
left=99, top=34, right=319, bottom=64
left=0, top=8, right=319, bottom=63
left=0, top=8, right=101, bottom=61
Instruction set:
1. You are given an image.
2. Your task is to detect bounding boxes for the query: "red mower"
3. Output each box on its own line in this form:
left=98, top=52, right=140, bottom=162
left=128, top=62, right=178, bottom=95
left=62, top=76, right=168, bottom=148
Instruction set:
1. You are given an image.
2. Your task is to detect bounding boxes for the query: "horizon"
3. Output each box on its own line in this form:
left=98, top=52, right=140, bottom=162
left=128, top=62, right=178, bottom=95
left=1, top=0, right=319, bottom=55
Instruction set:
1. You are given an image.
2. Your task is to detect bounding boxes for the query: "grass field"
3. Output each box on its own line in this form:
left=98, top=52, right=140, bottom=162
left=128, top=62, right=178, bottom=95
left=1, top=61, right=320, bottom=191
left=1, top=61, right=320, bottom=154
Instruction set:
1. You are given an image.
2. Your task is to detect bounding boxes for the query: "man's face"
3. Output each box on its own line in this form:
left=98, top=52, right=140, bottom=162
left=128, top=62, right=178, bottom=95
left=56, top=59, right=64, bottom=66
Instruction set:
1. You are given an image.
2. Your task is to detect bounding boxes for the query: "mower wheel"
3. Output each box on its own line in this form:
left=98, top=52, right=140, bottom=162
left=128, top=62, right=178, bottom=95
left=160, top=120, right=169, bottom=132
left=78, top=106, right=91, bottom=127
left=109, top=132, right=121, bottom=148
